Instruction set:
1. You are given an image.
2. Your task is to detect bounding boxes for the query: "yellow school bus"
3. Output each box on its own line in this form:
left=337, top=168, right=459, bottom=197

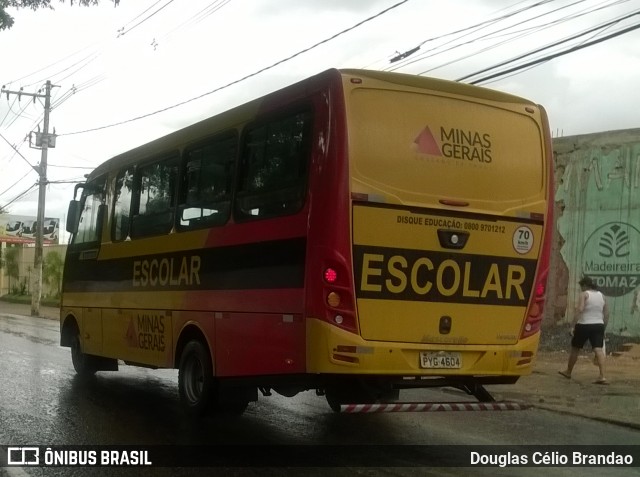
left=60, top=68, right=554, bottom=415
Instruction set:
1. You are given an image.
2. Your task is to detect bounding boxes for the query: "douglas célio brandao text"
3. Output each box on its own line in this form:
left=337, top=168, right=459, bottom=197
left=470, top=451, right=634, bottom=467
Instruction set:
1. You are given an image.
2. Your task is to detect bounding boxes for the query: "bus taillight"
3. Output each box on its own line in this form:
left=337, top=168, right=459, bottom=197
left=324, top=268, right=338, bottom=284
left=521, top=278, right=547, bottom=339
left=327, top=292, right=341, bottom=307
left=321, top=261, right=357, bottom=333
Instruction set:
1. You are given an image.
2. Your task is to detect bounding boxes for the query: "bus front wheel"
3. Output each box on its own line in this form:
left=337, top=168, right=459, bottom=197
left=70, top=332, right=97, bottom=377
left=178, top=340, right=214, bottom=417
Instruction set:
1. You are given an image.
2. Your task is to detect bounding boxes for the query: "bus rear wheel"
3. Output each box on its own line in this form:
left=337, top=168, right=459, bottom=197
left=179, top=340, right=214, bottom=417
left=70, top=331, right=97, bottom=377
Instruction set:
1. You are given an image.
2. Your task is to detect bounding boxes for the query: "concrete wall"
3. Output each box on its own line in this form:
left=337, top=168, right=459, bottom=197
left=552, top=128, right=640, bottom=337
left=0, top=244, right=67, bottom=298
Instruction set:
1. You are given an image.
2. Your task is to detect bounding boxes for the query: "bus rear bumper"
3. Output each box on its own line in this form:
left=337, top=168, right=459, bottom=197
left=306, top=318, right=540, bottom=378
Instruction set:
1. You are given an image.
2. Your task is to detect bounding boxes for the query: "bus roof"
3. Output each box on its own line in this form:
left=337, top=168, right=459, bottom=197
left=339, top=68, right=536, bottom=105
left=87, top=68, right=538, bottom=182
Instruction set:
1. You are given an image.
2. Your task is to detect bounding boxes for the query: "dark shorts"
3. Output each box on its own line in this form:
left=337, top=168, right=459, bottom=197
left=572, top=323, right=605, bottom=349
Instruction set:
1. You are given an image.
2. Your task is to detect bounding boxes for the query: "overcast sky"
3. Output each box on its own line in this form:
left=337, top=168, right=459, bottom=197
left=1, top=0, right=639, bottom=238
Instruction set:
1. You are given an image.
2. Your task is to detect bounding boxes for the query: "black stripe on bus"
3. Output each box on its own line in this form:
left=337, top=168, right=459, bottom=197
left=353, top=245, right=537, bottom=306
left=63, top=238, right=306, bottom=293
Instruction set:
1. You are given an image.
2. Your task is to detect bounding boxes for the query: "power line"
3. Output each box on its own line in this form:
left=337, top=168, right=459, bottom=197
left=457, top=6, right=640, bottom=81
left=416, top=0, right=632, bottom=77
left=1, top=94, right=38, bottom=130
left=0, top=132, right=37, bottom=171
left=466, top=18, right=640, bottom=84
left=51, top=75, right=107, bottom=111
left=117, top=0, right=167, bottom=32
left=383, top=0, right=632, bottom=79
left=3, top=43, right=100, bottom=89
left=0, top=95, right=19, bottom=128
left=0, top=169, right=32, bottom=198
left=60, top=0, right=409, bottom=137
left=47, top=164, right=94, bottom=170
left=117, top=0, right=178, bottom=37
left=2, top=183, right=38, bottom=210
left=153, top=0, right=232, bottom=47
left=385, top=0, right=557, bottom=70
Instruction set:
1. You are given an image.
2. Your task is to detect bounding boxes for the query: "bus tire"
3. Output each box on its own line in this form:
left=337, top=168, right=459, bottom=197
left=179, top=340, right=214, bottom=417
left=325, top=391, right=343, bottom=413
left=71, top=332, right=97, bottom=377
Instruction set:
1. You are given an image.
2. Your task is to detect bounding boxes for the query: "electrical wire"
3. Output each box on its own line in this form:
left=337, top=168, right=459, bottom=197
left=51, top=75, right=107, bottom=111
left=0, top=168, right=32, bottom=198
left=153, top=0, right=232, bottom=47
left=458, top=8, right=640, bottom=82
left=60, top=0, right=410, bottom=137
left=384, top=0, right=557, bottom=71
left=117, top=0, right=167, bottom=33
left=117, top=0, right=178, bottom=37
left=0, top=132, right=36, bottom=170
left=0, top=96, right=19, bottom=128
left=416, top=0, right=633, bottom=77
left=2, top=183, right=38, bottom=210
left=391, top=0, right=620, bottom=74
left=467, top=18, right=640, bottom=84
left=4, top=43, right=101, bottom=89
left=47, top=164, right=95, bottom=170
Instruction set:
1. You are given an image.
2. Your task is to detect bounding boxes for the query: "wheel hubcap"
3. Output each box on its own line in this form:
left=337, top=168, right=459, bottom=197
left=185, top=356, right=204, bottom=404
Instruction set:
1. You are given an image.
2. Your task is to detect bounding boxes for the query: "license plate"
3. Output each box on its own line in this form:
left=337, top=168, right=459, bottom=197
left=420, top=352, right=462, bottom=369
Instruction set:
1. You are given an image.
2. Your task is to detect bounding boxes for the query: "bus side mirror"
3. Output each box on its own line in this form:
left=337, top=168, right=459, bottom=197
left=66, top=200, right=80, bottom=234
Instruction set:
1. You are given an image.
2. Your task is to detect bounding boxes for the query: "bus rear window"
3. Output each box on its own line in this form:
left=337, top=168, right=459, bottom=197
left=349, top=89, right=543, bottom=204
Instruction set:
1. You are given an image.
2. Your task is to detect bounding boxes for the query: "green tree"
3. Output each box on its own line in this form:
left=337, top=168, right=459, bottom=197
left=3, top=247, right=20, bottom=294
left=1, top=1, right=118, bottom=31
left=43, top=250, right=64, bottom=297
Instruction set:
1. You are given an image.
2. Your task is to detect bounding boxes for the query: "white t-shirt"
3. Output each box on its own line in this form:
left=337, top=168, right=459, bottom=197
left=578, top=290, right=605, bottom=325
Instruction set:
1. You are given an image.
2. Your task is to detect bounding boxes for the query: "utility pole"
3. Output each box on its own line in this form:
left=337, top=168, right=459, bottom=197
left=1, top=81, right=56, bottom=317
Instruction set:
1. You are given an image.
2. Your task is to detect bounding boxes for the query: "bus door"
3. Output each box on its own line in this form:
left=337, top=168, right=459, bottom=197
left=63, top=181, right=107, bottom=356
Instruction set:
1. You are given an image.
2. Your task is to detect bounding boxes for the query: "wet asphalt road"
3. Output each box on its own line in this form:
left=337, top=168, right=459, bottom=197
left=0, top=313, right=639, bottom=477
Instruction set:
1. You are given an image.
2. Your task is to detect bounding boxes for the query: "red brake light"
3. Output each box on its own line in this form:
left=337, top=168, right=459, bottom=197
left=324, top=268, right=338, bottom=284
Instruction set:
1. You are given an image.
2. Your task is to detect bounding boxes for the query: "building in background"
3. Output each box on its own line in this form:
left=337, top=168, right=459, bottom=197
left=552, top=128, right=640, bottom=338
left=0, top=214, right=62, bottom=297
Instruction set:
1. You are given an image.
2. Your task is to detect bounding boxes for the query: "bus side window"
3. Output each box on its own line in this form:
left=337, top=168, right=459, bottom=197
left=130, top=155, right=179, bottom=238
left=235, top=109, right=312, bottom=220
left=112, top=167, right=134, bottom=241
left=178, top=133, right=236, bottom=230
